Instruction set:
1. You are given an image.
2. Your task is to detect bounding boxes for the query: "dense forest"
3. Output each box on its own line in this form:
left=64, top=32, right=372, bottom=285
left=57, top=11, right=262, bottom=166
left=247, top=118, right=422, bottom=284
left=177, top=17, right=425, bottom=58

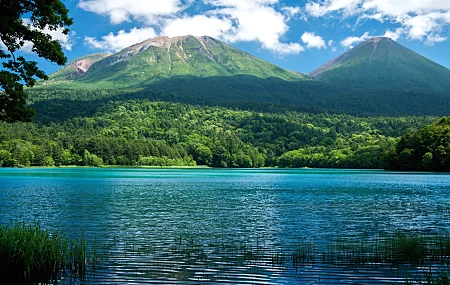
left=0, top=98, right=436, bottom=168
left=385, top=116, right=450, bottom=171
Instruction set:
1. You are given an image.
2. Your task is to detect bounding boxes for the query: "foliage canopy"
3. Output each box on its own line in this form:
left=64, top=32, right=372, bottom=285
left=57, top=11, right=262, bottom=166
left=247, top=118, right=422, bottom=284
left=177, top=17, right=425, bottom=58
left=0, top=99, right=435, bottom=168
left=384, top=117, right=450, bottom=171
left=0, top=0, right=72, bottom=122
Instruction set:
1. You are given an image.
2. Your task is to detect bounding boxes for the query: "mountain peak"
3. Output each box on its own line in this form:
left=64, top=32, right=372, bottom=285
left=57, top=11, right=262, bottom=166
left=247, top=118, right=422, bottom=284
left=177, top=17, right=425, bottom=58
left=356, top=36, right=395, bottom=49
left=123, top=35, right=212, bottom=54
left=318, top=38, right=394, bottom=71
left=366, top=36, right=390, bottom=43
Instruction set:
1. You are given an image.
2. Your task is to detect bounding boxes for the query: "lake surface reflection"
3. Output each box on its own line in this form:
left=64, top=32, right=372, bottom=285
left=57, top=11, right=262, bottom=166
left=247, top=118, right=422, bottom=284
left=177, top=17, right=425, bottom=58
left=1, top=168, right=449, bottom=284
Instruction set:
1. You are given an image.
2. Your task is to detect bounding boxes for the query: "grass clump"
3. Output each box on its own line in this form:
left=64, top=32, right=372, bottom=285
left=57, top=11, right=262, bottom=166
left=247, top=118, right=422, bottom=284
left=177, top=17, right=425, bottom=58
left=0, top=222, right=94, bottom=284
left=387, top=233, right=427, bottom=264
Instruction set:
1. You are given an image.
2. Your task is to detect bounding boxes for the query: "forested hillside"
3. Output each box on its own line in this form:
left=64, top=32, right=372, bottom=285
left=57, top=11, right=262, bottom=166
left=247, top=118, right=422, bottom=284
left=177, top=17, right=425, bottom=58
left=0, top=100, right=435, bottom=168
left=384, top=117, right=450, bottom=171
left=28, top=80, right=450, bottom=121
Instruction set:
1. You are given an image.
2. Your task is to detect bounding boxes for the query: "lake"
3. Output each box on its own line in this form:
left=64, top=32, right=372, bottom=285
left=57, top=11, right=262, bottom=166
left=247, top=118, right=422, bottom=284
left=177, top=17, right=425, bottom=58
left=1, top=168, right=450, bottom=284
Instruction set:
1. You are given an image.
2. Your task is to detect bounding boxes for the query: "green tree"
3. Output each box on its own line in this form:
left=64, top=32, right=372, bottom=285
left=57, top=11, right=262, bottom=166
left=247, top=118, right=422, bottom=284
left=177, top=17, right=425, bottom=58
left=190, top=144, right=212, bottom=166
left=43, top=155, right=55, bottom=166
left=421, top=152, right=433, bottom=170
left=0, top=150, right=12, bottom=166
left=83, top=149, right=103, bottom=166
left=0, top=0, right=72, bottom=122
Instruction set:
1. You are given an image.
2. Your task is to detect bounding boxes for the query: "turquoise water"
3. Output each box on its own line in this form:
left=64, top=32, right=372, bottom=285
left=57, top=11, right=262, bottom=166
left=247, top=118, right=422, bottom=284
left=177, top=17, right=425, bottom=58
left=1, top=168, right=450, bottom=284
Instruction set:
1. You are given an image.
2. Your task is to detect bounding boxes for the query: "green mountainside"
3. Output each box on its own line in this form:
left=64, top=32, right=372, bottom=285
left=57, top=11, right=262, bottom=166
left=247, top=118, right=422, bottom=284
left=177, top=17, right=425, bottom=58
left=309, top=37, right=450, bottom=91
left=42, top=35, right=306, bottom=89
left=28, top=75, right=450, bottom=118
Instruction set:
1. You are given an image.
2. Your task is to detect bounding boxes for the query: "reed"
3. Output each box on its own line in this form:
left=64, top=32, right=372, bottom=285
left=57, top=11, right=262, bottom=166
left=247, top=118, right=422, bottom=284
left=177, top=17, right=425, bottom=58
left=0, top=222, right=95, bottom=284
left=146, top=233, right=450, bottom=281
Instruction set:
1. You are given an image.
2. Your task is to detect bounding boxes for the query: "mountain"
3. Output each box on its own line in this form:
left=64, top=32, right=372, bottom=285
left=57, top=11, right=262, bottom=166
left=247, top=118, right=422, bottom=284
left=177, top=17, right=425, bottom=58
left=43, top=35, right=306, bottom=88
left=309, top=37, right=450, bottom=91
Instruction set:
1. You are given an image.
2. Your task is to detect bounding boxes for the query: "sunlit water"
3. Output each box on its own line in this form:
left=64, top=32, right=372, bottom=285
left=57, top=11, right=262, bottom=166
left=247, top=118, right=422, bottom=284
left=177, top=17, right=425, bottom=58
left=1, top=168, right=450, bottom=284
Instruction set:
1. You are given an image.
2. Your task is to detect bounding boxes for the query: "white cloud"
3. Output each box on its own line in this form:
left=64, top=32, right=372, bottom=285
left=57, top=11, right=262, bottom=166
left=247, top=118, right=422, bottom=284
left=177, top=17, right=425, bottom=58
left=306, top=0, right=361, bottom=17
left=0, top=41, right=8, bottom=52
left=282, top=6, right=301, bottom=18
left=383, top=28, right=403, bottom=41
left=213, top=2, right=304, bottom=54
left=78, top=0, right=182, bottom=24
left=306, top=0, right=450, bottom=18
left=301, top=32, right=327, bottom=49
left=404, top=14, right=438, bottom=40
left=361, top=0, right=450, bottom=17
left=327, top=40, right=337, bottom=51
left=80, top=0, right=304, bottom=55
left=161, top=15, right=232, bottom=38
left=45, top=29, right=76, bottom=51
left=6, top=41, right=34, bottom=53
left=205, top=0, right=278, bottom=8
left=341, top=31, right=370, bottom=47
left=77, top=0, right=450, bottom=56
left=305, top=2, right=326, bottom=17
left=84, top=27, right=157, bottom=52
left=0, top=19, right=76, bottom=54
left=269, top=42, right=304, bottom=55
left=305, top=0, right=450, bottom=44
left=425, top=34, right=447, bottom=45
left=23, top=18, right=75, bottom=51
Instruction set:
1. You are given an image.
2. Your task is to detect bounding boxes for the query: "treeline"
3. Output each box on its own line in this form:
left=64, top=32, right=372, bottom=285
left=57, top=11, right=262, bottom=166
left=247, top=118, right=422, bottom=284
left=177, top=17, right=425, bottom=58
left=384, top=116, right=450, bottom=171
left=0, top=100, right=436, bottom=168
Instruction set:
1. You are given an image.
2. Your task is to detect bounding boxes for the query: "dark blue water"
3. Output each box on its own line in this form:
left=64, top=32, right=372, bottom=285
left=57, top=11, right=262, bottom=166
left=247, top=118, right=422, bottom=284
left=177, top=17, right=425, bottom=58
left=1, top=168, right=449, bottom=284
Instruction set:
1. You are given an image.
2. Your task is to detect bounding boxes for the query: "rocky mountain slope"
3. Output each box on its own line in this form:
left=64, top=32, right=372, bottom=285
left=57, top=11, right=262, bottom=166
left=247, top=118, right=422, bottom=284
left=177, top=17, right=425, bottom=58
left=44, top=53, right=110, bottom=84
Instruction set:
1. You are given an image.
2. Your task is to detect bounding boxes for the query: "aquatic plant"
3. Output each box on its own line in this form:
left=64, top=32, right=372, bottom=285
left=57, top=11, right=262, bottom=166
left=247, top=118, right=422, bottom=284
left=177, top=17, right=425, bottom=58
left=0, top=222, right=95, bottom=284
left=388, top=233, right=427, bottom=264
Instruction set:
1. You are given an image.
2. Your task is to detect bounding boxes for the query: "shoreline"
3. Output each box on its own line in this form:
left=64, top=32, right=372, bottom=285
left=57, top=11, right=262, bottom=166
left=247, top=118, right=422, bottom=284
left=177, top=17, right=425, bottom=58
left=7, top=165, right=213, bottom=169
left=3, top=166, right=449, bottom=173
left=0, top=165, right=391, bottom=171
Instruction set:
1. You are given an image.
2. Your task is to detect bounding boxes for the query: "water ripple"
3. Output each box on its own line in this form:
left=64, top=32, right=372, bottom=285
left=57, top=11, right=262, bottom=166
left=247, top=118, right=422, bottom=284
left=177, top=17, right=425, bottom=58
left=1, top=168, right=450, bottom=284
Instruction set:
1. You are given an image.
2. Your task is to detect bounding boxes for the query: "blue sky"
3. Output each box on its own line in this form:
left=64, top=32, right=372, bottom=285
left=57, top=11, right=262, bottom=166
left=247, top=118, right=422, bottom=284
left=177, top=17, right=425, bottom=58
left=16, top=0, right=450, bottom=75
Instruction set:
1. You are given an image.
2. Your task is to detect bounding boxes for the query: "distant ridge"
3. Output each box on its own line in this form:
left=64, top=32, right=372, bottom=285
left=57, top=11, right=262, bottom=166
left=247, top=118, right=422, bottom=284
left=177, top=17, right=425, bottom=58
left=309, top=37, right=450, bottom=91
